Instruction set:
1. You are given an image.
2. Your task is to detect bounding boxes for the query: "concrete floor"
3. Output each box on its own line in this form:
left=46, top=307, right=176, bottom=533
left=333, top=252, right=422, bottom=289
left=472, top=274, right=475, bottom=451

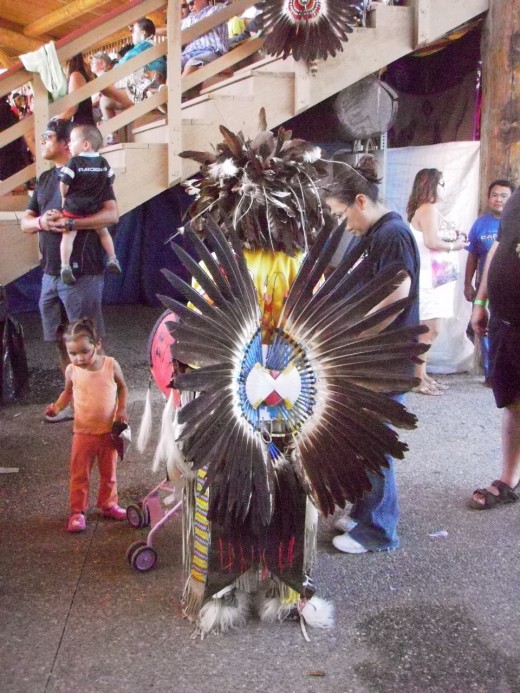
left=1, top=305, right=520, bottom=693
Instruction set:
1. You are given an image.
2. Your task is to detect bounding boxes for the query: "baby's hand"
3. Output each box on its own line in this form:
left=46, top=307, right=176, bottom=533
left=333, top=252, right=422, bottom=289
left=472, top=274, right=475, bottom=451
left=45, top=403, right=57, bottom=417
left=115, top=408, right=128, bottom=424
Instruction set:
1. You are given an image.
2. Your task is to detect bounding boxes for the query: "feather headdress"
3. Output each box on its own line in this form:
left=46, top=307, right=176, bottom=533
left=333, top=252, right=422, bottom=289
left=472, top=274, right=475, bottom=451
left=261, top=0, right=366, bottom=62
left=179, top=108, right=329, bottom=256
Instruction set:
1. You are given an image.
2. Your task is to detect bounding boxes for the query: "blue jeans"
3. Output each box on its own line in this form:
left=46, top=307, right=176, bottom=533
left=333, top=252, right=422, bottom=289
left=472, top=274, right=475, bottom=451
left=181, top=48, right=220, bottom=70
left=480, top=334, right=490, bottom=380
left=348, top=394, right=403, bottom=551
left=39, top=273, right=105, bottom=341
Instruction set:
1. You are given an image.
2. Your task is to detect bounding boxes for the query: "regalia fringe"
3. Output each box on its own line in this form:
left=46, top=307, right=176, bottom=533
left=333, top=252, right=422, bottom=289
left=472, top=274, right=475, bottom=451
left=137, top=385, right=152, bottom=453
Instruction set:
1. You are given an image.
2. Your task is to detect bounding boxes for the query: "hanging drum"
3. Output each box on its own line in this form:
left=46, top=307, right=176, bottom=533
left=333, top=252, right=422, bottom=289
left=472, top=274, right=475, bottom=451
left=334, top=77, right=399, bottom=140
left=147, top=309, right=181, bottom=406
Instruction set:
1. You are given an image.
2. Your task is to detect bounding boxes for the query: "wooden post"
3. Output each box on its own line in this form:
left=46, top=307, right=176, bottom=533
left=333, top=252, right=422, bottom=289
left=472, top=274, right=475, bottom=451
left=32, top=74, right=51, bottom=177
left=167, top=0, right=182, bottom=186
left=479, top=1, right=520, bottom=210
left=414, top=0, right=431, bottom=48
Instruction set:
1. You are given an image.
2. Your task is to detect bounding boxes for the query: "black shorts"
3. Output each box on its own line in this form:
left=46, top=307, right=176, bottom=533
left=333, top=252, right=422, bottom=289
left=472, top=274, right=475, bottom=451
left=489, top=317, right=520, bottom=408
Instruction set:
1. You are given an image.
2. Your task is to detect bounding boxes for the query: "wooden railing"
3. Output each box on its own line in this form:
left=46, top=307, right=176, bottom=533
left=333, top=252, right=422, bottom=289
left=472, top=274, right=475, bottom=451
left=0, top=0, right=262, bottom=195
left=0, top=0, right=490, bottom=199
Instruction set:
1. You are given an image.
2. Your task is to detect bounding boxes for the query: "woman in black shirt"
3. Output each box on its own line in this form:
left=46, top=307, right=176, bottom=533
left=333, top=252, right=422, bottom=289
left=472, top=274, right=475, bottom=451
left=56, top=53, right=95, bottom=127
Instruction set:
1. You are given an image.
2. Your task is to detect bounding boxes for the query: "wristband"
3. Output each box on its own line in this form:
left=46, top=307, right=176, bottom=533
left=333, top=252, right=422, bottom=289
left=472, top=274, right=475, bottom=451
left=65, top=218, right=75, bottom=232
left=473, top=299, right=488, bottom=307
left=36, top=216, right=43, bottom=231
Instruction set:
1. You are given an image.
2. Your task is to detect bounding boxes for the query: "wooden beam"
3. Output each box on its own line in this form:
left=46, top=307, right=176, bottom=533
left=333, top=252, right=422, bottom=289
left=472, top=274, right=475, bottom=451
left=0, top=217, right=40, bottom=286
left=0, top=28, right=43, bottom=54
left=55, top=0, right=166, bottom=64
left=0, top=115, right=33, bottom=149
left=32, top=73, right=51, bottom=178
left=414, top=0, right=431, bottom=47
left=49, top=41, right=167, bottom=118
left=0, top=163, right=36, bottom=198
left=24, top=0, right=114, bottom=38
left=181, top=37, right=264, bottom=92
left=167, top=0, right=182, bottom=186
left=479, top=0, right=520, bottom=209
left=0, top=48, right=16, bottom=69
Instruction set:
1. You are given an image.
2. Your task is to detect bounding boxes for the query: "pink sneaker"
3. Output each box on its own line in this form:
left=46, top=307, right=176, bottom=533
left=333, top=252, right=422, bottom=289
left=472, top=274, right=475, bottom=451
left=102, top=504, right=127, bottom=521
left=67, top=513, right=86, bottom=533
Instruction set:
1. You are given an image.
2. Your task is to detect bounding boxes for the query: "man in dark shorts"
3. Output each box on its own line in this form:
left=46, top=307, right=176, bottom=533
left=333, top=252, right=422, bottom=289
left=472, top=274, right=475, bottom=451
left=20, top=118, right=119, bottom=421
left=470, top=185, right=520, bottom=508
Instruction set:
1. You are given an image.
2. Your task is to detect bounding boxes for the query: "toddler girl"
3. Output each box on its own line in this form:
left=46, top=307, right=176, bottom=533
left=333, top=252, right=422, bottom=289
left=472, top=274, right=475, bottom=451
left=45, top=318, right=128, bottom=532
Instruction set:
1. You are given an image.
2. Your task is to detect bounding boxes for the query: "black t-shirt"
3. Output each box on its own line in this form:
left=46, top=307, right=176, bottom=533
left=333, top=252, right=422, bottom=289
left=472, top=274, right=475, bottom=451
left=27, top=166, right=116, bottom=276
left=488, top=187, right=520, bottom=324
left=59, top=154, right=115, bottom=216
left=350, top=211, right=420, bottom=331
left=70, top=68, right=95, bottom=126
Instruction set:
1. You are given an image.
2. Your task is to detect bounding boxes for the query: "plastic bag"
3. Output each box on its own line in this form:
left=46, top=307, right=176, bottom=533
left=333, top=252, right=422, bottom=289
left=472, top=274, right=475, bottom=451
left=0, top=286, right=29, bottom=404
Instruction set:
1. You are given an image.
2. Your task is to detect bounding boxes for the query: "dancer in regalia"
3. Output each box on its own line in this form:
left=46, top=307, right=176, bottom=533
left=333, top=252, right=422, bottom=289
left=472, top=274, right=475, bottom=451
left=149, top=112, right=426, bottom=636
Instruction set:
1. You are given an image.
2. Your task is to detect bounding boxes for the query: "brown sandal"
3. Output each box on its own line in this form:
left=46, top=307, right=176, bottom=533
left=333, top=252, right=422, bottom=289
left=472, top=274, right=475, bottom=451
left=469, top=480, right=520, bottom=510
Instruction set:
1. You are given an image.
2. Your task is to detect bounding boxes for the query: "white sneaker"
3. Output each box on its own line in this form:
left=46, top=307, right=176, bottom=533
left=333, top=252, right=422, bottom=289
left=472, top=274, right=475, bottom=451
left=332, top=532, right=368, bottom=554
left=334, top=515, right=358, bottom=533
left=45, top=404, right=74, bottom=423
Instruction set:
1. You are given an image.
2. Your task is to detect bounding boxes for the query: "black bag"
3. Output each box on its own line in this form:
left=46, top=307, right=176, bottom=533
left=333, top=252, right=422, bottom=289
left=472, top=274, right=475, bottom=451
left=0, top=285, right=29, bottom=404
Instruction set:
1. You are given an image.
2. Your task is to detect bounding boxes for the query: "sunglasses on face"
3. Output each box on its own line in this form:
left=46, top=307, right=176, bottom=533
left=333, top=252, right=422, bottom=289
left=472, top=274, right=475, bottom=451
left=40, top=133, right=56, bottom=143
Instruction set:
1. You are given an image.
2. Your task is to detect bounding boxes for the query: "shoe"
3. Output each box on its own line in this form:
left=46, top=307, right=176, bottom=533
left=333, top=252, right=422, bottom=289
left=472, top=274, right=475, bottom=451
left=334, top=515, right=358, bottom=533
left=469, top=479, right=520, bottom=510
left=429, top=379, right=449, bottom=390
left=60, top=265, right=76, bottom=285
left=411, top=383, right=443, bottom=396
left=45, top=404, right=74, bottom=423
left=106, top=257, right=122, bottom=274
left=101, top=504, right=127, bottom=521
left=332, top=532, right=368, bottom=554
left=104, top=133, right=120, bottom=146
left=67, top=513, right=86, bottom=533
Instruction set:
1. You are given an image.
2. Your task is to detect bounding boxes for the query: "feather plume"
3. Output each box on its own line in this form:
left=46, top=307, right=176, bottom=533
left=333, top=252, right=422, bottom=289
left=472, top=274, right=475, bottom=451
left=179, top=111, right=329, bottom=255
left=137, top=385, right=153, bottom=453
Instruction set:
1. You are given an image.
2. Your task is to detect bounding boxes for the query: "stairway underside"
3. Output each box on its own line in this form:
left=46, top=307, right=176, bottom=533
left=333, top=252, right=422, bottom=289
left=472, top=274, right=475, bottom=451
left=0, top=0, right=489, bottom=286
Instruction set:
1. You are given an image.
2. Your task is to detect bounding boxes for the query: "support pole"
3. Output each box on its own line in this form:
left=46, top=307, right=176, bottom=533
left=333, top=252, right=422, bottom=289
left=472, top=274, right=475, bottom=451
left=479, top=1, right=520, bottom=209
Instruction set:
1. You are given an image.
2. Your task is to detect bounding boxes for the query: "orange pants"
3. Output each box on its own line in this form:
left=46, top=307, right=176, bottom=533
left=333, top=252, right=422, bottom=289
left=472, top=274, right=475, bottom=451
left=69, top=432, right=118, bottom=513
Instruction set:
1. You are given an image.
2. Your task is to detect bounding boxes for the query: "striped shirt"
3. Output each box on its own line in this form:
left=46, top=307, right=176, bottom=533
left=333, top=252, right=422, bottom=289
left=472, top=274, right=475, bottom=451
left=182, top=4, right=229, bottom=55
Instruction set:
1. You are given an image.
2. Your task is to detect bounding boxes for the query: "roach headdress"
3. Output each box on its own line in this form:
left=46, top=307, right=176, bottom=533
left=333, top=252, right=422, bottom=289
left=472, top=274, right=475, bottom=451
left=180, top=108, right=329, bottom=256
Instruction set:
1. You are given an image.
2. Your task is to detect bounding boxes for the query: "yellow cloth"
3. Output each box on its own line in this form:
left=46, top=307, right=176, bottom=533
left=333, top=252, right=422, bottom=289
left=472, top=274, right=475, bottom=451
left=228, top=16, right=246, bottom=38
left=243, top=248, right=303, bottom=340
left=190, top=248, right=303, bottom=341
left=71, top=356, right=117, bottom=434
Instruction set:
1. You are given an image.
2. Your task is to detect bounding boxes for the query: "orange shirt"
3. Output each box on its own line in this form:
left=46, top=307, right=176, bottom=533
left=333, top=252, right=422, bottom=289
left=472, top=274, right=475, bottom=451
left=71, top=356, right=117, bottom=434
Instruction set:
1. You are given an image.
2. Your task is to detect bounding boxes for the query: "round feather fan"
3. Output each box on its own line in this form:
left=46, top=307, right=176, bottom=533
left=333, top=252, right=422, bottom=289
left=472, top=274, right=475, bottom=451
left=261, top=0, right=365, bottom=62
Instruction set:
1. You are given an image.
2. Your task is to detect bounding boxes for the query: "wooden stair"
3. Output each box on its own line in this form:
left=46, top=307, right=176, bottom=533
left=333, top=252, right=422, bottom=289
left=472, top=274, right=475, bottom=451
left=0, top=0, right=489, bottom=285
